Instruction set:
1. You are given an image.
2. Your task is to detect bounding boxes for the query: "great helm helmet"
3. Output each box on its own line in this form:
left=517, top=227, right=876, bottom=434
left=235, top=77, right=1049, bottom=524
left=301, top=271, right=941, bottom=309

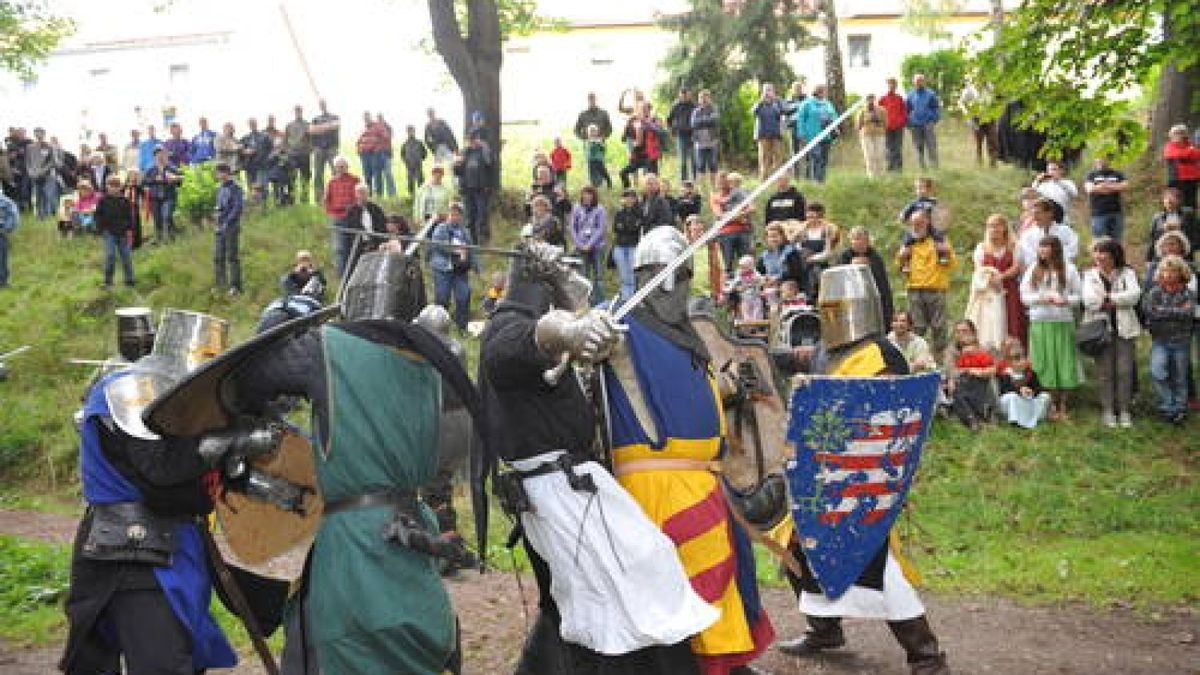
left=115, top=307, right=156, bottom=362
left=633, top=225, right=691, bottom=292
left=106, top=309, right=230, bottom=440
left=341, top=250, right=427, bottom=322
left=817, top=264, right=884, bottom=350
left=503, top=241, right=593, bottom=314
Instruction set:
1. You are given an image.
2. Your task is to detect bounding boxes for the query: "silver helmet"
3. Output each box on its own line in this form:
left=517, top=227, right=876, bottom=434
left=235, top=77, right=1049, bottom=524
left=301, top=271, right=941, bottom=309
left=115, top=307, right=156, bottom=362
left=817, top=264, right=884, bottom=350
left=415, top=304, right=452, bottom=338
left=633, top=225, right=691, bottom=292
left=106, top=309, right=229, bottom=440
left=342, top=251, right=426, bottom=321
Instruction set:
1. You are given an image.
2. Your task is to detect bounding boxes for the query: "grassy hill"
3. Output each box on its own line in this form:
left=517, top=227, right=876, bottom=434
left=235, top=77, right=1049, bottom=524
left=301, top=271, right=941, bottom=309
left=0, top=121, right=1194, bottom=610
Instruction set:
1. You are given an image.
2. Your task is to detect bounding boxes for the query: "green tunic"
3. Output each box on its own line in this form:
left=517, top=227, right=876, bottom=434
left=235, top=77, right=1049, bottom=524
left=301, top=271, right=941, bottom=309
left=309, top=326, right=455, bottom=675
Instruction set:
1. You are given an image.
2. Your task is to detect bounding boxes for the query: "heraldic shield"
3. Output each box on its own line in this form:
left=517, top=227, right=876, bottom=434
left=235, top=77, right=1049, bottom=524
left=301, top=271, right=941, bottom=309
left=785, top=372, right=940, bottom=599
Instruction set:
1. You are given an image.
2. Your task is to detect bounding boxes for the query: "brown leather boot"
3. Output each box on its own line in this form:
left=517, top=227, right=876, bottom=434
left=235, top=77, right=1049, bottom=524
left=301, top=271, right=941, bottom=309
left=776, top=616, right=846, bottom=656
left=887, top=615, right=950, bottom=675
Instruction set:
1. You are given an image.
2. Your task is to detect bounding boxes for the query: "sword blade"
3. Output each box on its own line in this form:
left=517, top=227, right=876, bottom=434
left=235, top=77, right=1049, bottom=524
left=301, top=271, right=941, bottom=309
left=0, top=345, right=32, bottom=361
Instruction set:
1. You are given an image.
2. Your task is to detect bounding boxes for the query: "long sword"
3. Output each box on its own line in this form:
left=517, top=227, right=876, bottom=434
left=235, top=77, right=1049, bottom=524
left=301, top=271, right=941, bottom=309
left=611, top=98, right=865, bottom=323
left=326, top=225, right=572, bottom=261
left=0, top=345, right=32, bottom=361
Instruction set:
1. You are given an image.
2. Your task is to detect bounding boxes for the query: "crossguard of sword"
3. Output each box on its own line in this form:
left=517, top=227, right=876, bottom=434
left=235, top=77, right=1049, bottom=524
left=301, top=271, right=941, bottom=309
left=542, top=353, right=573, bottom=386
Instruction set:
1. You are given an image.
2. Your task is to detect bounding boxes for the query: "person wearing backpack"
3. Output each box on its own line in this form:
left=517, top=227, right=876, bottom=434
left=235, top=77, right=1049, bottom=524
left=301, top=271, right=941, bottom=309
left=0, top=189, right=18, bottom=288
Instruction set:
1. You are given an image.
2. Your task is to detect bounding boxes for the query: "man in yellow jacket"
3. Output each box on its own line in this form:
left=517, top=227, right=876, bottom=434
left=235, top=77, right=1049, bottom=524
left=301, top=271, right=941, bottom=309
left=894, top=209, right=957, bottom=358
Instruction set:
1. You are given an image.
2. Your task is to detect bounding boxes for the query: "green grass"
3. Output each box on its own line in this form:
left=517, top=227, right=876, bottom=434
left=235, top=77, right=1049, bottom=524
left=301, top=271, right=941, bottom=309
left=0, top=120, right=1193, bottom=641
left=0, top=535, right=70, bottom=646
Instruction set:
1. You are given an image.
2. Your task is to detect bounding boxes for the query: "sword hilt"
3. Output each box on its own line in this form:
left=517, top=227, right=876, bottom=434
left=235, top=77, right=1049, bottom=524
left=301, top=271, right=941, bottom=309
left=542, top=352, right=572, bottom=387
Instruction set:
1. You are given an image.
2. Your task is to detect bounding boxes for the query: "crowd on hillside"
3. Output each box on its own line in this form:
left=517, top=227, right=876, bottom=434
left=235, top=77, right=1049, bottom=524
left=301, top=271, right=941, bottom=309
left=2, top=74, right=1199, bottom=426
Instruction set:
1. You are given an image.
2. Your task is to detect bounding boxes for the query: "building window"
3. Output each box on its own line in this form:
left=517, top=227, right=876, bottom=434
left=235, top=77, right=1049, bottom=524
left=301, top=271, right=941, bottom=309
left=168, top=64, right=189, bottom=86
left=848, top=34, right=870, bottom=68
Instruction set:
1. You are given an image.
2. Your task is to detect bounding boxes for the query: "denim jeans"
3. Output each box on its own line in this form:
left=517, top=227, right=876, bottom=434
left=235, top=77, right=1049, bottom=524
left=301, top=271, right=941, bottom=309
left=0, top=232, right=8, bottom=286
left=405, top=162, right=424, bottom=197
left=150, top=198, right=176, bottom=243
left=379, top=153, right=397, bottom=199
left=806, top=142, right=830, bottom=183
left=214, top=224, right=242, bottom=291
left=612, top=245, right=637, bottom=301
left=677, top=134, right=694, bottom=181
left=312, top=147, right=337, bottom=198
left=34, top=175, right=59, bottom=219
left=433, top=269, right=471, bottom=330
left=909, top=123, right=939, bottom=169
left=360, top=152, right=381, bottom=196
left=1150, top=340, right=1190, bottom=415
left=1090, top=212, right=1124, bottom=242
left=587, top=160, right=612, bottom=189
left=695, top=148, right=718, bottom=175
left=102, top=231, right=135, bottom=286
left=579, top=247, right=605, bottom=304
left=463, top=189, right=491, bottom=244
left=331, top=217, right=355, bottom=280
left=718, top=231, right=752, bottom=273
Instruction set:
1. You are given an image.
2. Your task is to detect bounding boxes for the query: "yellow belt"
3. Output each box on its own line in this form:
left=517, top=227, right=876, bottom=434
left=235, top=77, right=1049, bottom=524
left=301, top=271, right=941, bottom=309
left=613, top=458, right=723, bottom=477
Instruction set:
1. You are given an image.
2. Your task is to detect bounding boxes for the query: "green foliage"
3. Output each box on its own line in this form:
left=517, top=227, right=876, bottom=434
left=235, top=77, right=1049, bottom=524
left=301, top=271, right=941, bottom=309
left=176, top=161, right=218, bottom=224
left=968, top=1, right=1198, bottom=162
left=0, top=1, right=73, bottom=79
left=0, top=536, right=69, bottom=645
left=900, top=0, right=964, bottom=41
left=902, top=49, right=968, bottom=110
left=657, top=0, right=819, bottom=164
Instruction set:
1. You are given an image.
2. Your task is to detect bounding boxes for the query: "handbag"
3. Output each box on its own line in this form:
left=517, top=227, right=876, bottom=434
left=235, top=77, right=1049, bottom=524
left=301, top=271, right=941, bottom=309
left=81, top=502, right=179, bottom=567
left=1075, top=318, right=1111, bottom=357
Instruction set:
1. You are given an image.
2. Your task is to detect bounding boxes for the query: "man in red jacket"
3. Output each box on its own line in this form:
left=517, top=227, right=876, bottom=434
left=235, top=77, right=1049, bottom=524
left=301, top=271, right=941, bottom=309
left=880, top=78, right=907, bottom=172
left=1164, top=124, right=1200, bottom=210
left=323, top=156, right=361, bottom=278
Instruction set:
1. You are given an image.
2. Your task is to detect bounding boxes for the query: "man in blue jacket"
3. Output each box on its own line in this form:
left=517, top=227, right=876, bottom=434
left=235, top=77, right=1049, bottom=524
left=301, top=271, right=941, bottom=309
left=905, top=74, right=941, bottom=170
left=0, top=191, right=18, bottom=288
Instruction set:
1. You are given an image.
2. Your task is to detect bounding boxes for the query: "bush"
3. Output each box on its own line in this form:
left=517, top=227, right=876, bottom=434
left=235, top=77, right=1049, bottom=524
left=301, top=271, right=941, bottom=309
left=720, top=80, right=761, bottom=165
left=902, top=49, right=968, bottom=111
left=176, top=161, right=218, bottom=224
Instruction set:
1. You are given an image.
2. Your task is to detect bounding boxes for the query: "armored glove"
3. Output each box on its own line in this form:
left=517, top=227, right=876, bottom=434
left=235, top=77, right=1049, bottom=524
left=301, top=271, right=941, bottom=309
left=535, top=309, right=619, bottom=365
left=197, top=424, right=283, bottom=467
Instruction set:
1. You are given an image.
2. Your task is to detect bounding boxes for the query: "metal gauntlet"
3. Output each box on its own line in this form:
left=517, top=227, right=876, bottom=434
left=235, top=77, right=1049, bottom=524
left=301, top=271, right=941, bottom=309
left=534, top=309, right=618, bottom=365
left=197, top=423, right=283, bottom=467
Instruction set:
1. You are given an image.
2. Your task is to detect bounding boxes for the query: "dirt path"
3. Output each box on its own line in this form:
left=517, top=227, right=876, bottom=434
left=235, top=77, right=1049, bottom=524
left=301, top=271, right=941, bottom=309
left=2, top=508, right=1196, bottom=674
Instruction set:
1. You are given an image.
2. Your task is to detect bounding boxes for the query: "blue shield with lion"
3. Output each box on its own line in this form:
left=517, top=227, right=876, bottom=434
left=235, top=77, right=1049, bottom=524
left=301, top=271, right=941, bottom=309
left=784, top=372, right=940, bottom=598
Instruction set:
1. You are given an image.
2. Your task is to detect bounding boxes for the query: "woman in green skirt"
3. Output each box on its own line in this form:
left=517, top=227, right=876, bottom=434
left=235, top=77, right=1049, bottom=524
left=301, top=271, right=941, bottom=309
left=1020, top=235, right=1082, bottom=420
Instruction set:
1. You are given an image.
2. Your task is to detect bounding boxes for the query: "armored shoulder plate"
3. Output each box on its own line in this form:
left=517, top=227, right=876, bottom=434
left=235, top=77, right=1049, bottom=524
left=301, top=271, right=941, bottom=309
left=104, top=367, right=178, bottom=440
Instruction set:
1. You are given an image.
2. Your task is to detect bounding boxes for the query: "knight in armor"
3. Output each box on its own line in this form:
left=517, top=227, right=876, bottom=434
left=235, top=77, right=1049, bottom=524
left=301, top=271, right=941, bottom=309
left=61, top=309, right=239, bottom=674
left=601, top=226, right=775, bottom=675
left=479, top=240, right=717, bottom=675
left=414, top=303, right=472, bottom=569
left=208, top=249, right=481, bottom=675
left=773, top=264, right=950, bottom=675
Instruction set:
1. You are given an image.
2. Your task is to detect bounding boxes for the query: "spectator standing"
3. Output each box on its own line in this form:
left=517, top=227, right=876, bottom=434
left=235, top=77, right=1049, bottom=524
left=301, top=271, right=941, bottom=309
left=618, top=105, right=663, bottom=188
left=710, top=171, right=752, bottom=273
left=783, top=80, right=808, bottom=178
left=1018, top=197, right=1079, bottom=265
left=413, top=165, right=452, bottom=227
left=675, top=179, right=701, bottom=223
left=400, top=125, right=428, bottom=197
left=95, top=133, right=118, bottom=168
left=690, top=89, right=720, bottom=190
left=751, top=82, right=786, bottom=180
left=569, top=185, right=607, bottom=304
left=310, top=99, right=341, bottom=199
left=0, top=190, right=17, bottom=287
left=764, top=175, right=806, bottom=226
left=1083, top=156, right=1129, bottom=241
left=324, top=156, right=361, bottom=278
left=343, top=184, right=386, bottom=273
left=1082, top=238, right=1141, bottom=428
left=6, top=128, right=32, bottom=212
left=573, top=92, right=614, bottom=143
left=429, top=203, right=475, bottom=331
left=1146, top=187, right=1199, bottom=265
left=285, top=106, right=312, bottom=203
left=142, top=148, right=181, bottom=243
left=214, top=123, right=240, bottom=174
left=356, top=112, right=384, bottom=196
left=896, top=208, right=957, bottom=357
left=190, top=117, right=217, bottom=164
left=974, top=214, right=1028, bottom=346
left=857, top=93, right=888, bottom=178
left=424, top=108, right=459, bottom=165
left=162, top=123, right=191, bottom=168
left=82, top=152, right=114, bottom=197
left=794, top=85, right=838, bottom=183
left=94, top=175, right=135, bottom=289
left=375, top=113, right=398, bottom=199
left=121, top=130, right=141, bottom=174
left=1163, top=124, right=1200, bottom=209
left=1142, top=255, right=1195, bottom=424
left=213, top=163, right=244, bottom=296
left=239, top=118, right=272, bottom=203
left=905, top=73, right=941, bottom=170
left=26, top=127, right=61, bottom=219
left=959, top=82, right=998, bottom=167
left=453, top=136, right=495, bottom=244
left=838, top=226, right=893, bottom=325
left=1033, top=161, right=1078, bottom=224
left=122, top=169, right=146, bottom=249
left=549, top=137, right=572, bottom=184
left=54, top=137, right=78, bottom=193
left=584, top=124, right=611, bottom=190
left=611, top=188, right=643, bottom=301
left=137, top=125, right=159, bottom=173
left=638, top=173, right=675, bottom=231
left=667, top=87, right=697, bottom=182
left=0, top=144, right=12, bottom=201
left=1020, top=235, right=1081, bottom=421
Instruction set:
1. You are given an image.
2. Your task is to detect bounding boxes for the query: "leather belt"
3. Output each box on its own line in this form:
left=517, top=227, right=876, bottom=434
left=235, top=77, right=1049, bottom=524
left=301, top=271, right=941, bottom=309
left=323, top=489, right=417, bottom=516
left=614, top=458, right=723, bottom=477
left=514, top=453, right=584, bottom=479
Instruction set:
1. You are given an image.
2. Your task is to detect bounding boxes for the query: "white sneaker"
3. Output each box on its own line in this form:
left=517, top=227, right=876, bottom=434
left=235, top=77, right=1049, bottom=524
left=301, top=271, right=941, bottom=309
left=1118, top=412, right=1132, bottom=428
left=1101, top=412, right=1116, bottom=428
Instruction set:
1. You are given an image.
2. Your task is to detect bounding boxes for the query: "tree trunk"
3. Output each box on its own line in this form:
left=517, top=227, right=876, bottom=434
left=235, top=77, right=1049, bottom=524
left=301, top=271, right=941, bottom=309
left=427, top=0, right=504, bottom=186
left=819, top=0, right=846, bottom=111
left=1150, top=8, right=1199, bottom=152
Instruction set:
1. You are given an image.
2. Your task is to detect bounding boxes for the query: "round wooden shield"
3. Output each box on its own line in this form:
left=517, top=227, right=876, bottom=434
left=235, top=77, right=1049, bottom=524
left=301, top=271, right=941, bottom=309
left=216, top=429, right=323, bottom=572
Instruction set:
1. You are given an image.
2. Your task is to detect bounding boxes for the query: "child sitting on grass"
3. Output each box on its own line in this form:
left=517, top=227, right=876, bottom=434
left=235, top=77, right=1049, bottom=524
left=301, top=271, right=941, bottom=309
left=996, top=338, right=1051, bottom=429
left=945, top=319, right=997, bottom=430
